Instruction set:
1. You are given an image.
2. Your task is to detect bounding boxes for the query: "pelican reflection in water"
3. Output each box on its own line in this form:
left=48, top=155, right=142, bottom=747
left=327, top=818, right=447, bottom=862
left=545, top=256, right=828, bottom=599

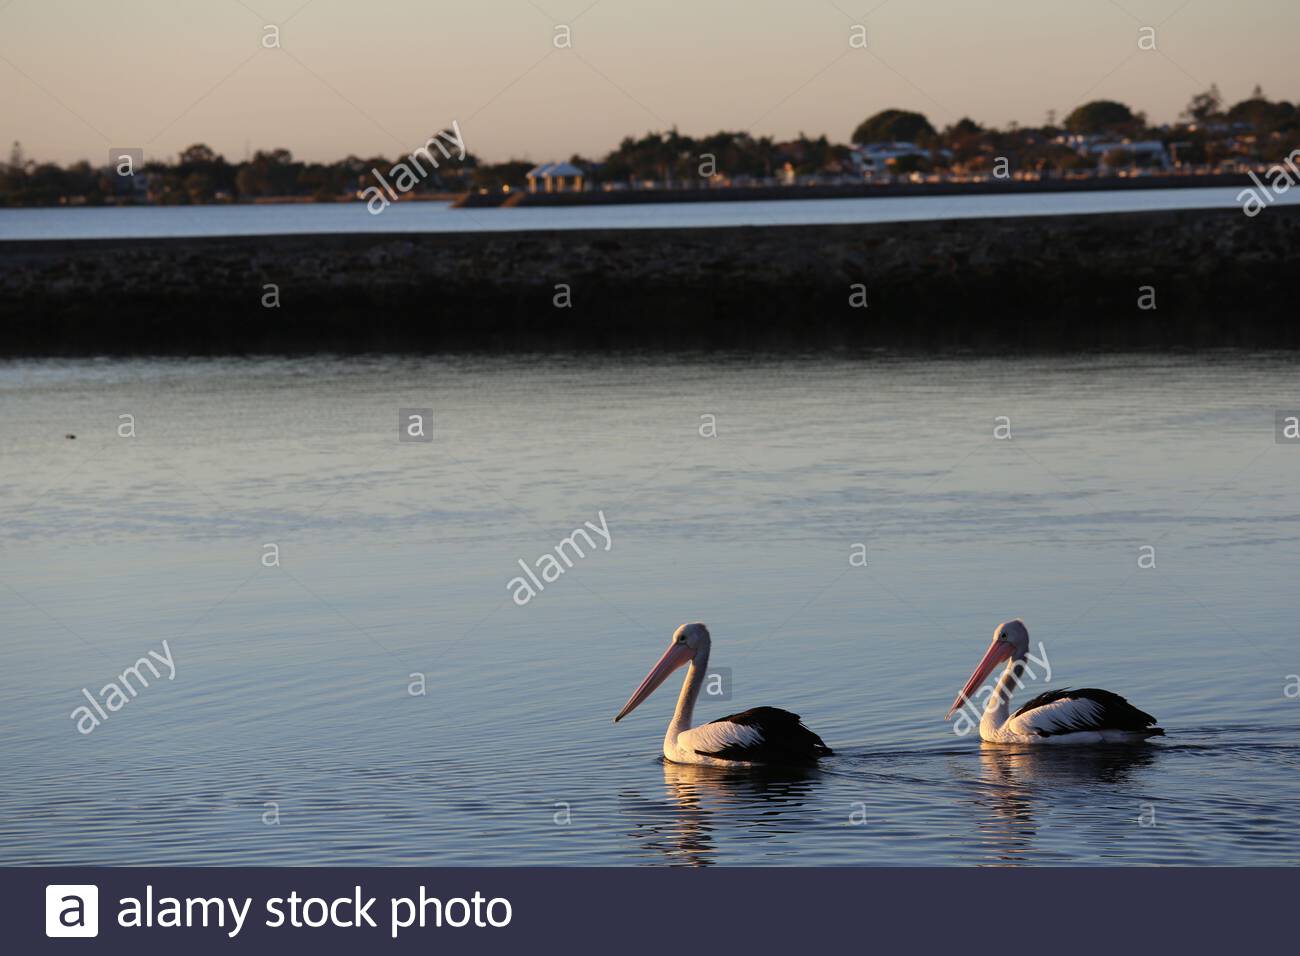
left=624, top=760, right=822, bottom=866
left=962, top=743, right=1160, bottom=863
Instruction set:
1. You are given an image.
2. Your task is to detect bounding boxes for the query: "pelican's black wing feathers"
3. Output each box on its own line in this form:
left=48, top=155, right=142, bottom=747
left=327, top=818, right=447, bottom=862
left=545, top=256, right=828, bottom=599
left=691, top=706, right=833, bottom=763
left=1012, top=687, right=1164, bottom=737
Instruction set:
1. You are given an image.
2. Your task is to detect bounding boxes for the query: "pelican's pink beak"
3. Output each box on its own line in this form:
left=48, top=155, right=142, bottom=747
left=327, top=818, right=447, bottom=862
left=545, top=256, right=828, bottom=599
left=946, top=639, right=1012, bottom=719
left=614, top=642, right=694, bottom=722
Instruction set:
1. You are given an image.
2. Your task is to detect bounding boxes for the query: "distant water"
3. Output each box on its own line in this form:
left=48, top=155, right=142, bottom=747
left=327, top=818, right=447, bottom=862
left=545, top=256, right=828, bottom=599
left=2, top=186, right=1298, bottom=240
left=1, top=354, right=1298, bottom=865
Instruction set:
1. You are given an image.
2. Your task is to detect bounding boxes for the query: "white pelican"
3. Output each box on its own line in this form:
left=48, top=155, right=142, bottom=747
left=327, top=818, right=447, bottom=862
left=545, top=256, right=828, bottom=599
left=614, top=623, right=832, bottom=766
left=945, top=619, right=1164, bottom=744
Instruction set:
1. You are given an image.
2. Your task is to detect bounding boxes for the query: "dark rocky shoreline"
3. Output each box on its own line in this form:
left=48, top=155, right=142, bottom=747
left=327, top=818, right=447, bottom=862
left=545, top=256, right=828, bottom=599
left=2, top=206, right=1297, bottom=355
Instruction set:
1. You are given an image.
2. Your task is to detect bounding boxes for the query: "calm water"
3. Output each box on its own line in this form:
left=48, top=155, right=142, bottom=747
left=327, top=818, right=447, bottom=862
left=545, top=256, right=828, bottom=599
left=1, top=354, right=1298, bottom=866
left=2, top=185, right=1297, bottom=239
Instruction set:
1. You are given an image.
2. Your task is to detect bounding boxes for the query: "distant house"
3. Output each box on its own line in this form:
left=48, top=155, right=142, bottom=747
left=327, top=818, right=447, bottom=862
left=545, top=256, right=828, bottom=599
left=1057, top=134, right=1171, bottom=170
left=526, top=162, right=586, bottom=193
left=1104, top=140, right=1170, bottom=169
left=849, top=142, right=948, bottom=175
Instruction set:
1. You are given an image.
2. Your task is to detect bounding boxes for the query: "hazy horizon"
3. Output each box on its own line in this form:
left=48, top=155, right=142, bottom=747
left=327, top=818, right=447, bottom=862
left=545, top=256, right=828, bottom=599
left=2, top=0, right=1297, bottom=166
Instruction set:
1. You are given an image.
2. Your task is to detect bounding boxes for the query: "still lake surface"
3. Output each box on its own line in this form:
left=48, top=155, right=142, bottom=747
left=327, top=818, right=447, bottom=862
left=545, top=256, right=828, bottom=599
left=1, top=354, right=1298, bottom=865
left=2, top=185, right=1298, bottom=239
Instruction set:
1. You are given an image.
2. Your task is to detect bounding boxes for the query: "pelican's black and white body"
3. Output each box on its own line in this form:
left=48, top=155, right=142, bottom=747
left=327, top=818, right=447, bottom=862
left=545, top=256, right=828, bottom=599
left=946, top=620, right=1164, bottom=744
left=614, top=623, right=832, bottom=766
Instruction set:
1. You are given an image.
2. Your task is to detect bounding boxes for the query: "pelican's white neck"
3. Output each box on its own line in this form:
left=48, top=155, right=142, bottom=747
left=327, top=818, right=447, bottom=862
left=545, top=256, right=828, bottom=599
left=981, top=652, right=1028, bottom=735
left=665, top=641, right=710, bottom=751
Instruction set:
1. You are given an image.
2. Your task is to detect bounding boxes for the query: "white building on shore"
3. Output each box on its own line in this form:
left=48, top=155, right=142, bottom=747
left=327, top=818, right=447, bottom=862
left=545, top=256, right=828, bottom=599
left=1056, top=134, right=1171, bottom=170
left=849, top=142, right=952, bottom=178
left=525, top=162, right=586, bottom=193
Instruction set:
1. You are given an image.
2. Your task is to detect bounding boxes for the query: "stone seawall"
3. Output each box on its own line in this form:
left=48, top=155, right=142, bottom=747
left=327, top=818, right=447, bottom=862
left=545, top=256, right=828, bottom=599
left=1, top=206, right=1296, bottom=354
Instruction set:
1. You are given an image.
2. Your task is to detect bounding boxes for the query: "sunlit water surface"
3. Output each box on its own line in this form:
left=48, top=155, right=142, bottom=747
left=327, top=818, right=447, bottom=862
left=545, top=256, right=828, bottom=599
left=3, top=185, right=1299, bottom=239
left=1, top=354, right=1298, bottom=865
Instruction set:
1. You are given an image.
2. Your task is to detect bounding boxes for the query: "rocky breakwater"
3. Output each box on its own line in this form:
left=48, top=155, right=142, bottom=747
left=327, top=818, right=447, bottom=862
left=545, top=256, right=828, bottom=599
left=0, top=206, right=1296, bottom=353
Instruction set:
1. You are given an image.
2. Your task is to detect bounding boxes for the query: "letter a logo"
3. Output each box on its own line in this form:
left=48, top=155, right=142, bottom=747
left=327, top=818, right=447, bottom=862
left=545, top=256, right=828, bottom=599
left=45, top=885, right=99, bottom=938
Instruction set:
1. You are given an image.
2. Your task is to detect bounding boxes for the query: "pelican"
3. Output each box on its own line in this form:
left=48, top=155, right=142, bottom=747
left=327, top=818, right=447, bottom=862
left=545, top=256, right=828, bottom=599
left=945, top=619, right=1163, bottom=743
left=614, top=623, right=832, bottom=766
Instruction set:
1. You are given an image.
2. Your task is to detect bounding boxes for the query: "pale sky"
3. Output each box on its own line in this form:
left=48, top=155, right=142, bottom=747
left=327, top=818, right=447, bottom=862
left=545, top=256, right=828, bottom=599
left=2, top=0, right=1296, bottom=166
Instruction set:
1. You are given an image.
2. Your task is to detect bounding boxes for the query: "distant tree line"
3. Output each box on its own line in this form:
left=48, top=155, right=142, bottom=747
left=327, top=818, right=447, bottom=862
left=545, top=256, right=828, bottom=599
left=0, top=139, right=482, bottom=206
left=3, top=87, right=1297, bottom=206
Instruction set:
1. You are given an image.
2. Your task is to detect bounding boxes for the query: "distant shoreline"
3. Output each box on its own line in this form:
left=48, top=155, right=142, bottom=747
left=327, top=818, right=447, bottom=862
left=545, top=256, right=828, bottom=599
left=0, top=192, right=464, bottom=211
left=0, top=173, right=1258, bottom=213
left=2, top=206, right=1296, bottom=355
left=455, top=172, right=1255, bottom=208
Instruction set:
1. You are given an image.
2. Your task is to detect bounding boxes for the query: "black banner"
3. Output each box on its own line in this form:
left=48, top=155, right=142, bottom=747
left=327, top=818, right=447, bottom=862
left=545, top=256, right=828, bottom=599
left=8, top=867, right=1297, bottom=953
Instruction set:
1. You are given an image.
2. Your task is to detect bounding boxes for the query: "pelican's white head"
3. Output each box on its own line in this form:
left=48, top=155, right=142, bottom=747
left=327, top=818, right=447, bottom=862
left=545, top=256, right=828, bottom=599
left=945, top=619, right=1029, bottom=719
left=996, top=619, right=1030, bottom=657
left=613, top=623, right=710, bottom=723
left=673, top=622, right=711, bottom=653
